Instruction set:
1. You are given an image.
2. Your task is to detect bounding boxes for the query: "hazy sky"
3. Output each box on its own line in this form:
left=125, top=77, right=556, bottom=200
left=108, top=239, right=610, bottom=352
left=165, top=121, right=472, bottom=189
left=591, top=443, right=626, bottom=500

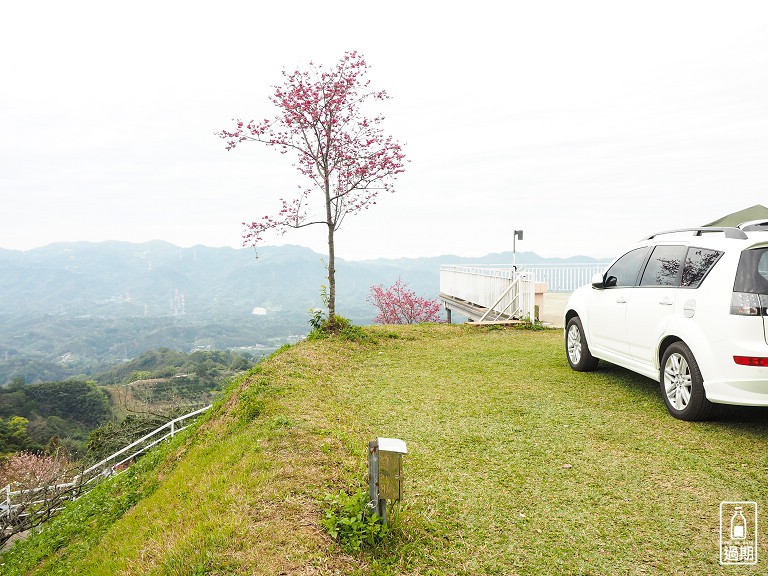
left=2, top=1, right=767, bottom=260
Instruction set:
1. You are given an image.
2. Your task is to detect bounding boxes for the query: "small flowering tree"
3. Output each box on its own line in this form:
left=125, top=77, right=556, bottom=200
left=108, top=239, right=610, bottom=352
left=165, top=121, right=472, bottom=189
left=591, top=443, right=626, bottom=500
left=0, top=451, right=70, bottom=490
left=368, top=278, right=443, bottom=325
left=218, top=51, right=406, bottom=322
left=0, top=451, right=75, bottom=545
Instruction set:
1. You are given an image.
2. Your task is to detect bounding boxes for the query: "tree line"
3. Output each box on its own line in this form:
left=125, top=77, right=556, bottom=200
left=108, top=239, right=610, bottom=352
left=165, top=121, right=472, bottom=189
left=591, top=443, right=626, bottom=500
left=0, top=380, right=110, bottom=457
left=0, top=349, right=256, bottom=459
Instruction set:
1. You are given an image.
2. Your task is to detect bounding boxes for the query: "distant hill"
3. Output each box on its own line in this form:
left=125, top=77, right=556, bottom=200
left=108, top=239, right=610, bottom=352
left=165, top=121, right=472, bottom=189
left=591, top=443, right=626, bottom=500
left=0, top=242, right=327, bottom=319
left=0, top=241, right=606, bottom=383
left=0, top=241, right=602, bottom=319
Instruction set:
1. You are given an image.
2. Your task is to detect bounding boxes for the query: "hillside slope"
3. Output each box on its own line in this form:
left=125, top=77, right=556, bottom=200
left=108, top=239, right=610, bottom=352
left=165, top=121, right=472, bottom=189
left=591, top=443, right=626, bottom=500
left=4, top=325, right=768, bottom=575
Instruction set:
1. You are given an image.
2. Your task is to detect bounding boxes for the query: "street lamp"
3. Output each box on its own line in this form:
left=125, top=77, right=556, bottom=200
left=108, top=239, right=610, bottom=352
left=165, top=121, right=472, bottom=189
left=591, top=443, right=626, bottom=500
left=513, top=230, right=524, bottom=270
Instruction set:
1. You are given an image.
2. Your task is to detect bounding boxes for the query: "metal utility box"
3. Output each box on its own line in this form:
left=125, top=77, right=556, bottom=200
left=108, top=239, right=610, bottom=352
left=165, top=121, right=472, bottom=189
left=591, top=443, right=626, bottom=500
left=368, top=437, right=407, bottom=521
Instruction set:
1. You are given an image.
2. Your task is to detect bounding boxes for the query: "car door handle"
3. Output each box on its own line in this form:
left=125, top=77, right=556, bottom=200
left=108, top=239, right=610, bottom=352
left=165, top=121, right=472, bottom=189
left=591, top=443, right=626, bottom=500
left=616, top=297, right=627, bottom=304
left=659, top=297, right=673, bottom=306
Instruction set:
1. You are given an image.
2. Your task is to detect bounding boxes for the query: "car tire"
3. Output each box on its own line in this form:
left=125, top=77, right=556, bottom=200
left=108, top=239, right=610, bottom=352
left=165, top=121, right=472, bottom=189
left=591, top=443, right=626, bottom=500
left=660, top=342, right=714, bottom=421
left=565, top=316, right=599, bottom=372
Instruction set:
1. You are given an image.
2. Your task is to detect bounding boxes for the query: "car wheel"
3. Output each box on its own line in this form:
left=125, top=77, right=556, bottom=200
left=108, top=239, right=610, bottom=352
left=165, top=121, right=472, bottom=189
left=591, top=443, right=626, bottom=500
left=660, top=342, right=713, bottom=421
left=565, top=316, right=599, bottom=371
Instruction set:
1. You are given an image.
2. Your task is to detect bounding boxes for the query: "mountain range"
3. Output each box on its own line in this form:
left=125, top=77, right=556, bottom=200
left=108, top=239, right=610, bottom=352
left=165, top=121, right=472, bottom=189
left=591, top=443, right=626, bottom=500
left=0, top=241, right=604, bottom=383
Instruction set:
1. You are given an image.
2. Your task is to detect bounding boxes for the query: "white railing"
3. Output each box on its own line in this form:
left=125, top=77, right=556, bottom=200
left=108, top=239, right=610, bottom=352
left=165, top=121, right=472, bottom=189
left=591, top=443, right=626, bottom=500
left=1, top=404, right=211, bottom=535
left=79, top=404, right=212, bottom=481
left=440, top=265, right=536, bottom=320
left=520, top=263, right=608, bottom=292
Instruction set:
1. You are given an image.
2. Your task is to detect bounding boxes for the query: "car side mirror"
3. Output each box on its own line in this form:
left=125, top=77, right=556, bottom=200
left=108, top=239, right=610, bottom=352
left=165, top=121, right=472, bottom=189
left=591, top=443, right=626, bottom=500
left=591, top=272, right=606, bottom=289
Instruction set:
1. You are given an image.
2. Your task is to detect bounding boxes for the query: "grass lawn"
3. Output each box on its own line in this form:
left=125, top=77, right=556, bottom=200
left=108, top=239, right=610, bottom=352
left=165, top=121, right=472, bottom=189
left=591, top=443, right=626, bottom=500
left=4, top=324, right=768, bottom=575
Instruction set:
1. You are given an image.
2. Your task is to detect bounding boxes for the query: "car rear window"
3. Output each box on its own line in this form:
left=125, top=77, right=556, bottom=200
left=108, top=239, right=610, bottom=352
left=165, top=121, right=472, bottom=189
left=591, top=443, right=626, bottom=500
left=733, top=248, right=768, bottom=293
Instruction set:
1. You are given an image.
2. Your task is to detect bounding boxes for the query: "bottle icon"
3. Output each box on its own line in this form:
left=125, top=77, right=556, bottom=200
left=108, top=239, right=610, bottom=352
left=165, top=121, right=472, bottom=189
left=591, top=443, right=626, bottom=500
left=731, top=506, right=747, bottom=540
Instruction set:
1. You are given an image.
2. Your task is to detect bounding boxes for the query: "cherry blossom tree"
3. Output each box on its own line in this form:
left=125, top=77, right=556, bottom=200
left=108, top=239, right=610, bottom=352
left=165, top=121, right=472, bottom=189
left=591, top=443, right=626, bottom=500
left=0, top=451, right=75, bottom=545
left=368, top=278, right=443, bottom=325
left=218, top=51, right=406, bottom=322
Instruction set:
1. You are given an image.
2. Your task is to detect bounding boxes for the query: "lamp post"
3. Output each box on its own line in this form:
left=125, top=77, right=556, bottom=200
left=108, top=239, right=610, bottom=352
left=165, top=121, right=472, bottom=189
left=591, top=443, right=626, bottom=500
left=513, top=230, right=524, bottom=270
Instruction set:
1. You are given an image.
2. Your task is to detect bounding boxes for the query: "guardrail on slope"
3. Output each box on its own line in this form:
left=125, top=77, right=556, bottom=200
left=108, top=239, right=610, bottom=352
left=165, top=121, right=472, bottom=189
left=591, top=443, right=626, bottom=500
left=1, top=404, right=212, bottom=540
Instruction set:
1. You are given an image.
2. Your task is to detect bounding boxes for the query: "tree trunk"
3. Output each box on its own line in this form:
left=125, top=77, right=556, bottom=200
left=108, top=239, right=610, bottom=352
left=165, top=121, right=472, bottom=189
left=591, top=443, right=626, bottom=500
left=324, top=174, right=336, bottom=321
left=327, top=222, right=336, bottom=321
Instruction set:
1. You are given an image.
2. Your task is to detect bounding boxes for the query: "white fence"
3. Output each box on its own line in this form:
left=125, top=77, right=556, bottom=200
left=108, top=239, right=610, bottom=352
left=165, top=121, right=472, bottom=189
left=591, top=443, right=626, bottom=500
left=79, top=404, right=212, bottom=481
left=439, top=265, right=536, bottom=321
left=1, top=405, right=211, bottom=537
left=520, top=263, right=608, bottom=292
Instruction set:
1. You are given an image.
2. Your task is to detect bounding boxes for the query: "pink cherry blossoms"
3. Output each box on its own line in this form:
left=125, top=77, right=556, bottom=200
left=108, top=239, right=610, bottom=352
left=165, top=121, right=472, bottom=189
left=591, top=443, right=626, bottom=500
left=217, top=50, right=406, bottom=245
left=217, top=51, right=406, bottom=319
left=368, top=278, right=443, bottom=325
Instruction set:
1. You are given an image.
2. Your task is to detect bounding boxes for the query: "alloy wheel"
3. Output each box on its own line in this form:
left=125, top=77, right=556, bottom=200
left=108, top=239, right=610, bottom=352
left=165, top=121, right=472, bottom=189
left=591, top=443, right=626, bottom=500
left=567, top=324, right=582, bottom=365
left=663, top=352, right=692, bottom=411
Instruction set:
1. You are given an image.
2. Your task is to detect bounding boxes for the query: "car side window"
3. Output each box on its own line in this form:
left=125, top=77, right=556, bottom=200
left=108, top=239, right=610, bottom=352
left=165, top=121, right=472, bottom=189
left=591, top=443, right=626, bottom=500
left=604, top=247, right=650, bottom=288
left=681, top=247, right=722, bottom=288
left=640, top=245, right=687, bottom=286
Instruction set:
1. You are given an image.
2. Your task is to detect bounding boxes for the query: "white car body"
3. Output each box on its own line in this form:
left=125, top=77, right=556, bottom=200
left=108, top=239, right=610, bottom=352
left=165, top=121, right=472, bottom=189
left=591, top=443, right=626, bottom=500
left=564, top=224, right=768, bottom=419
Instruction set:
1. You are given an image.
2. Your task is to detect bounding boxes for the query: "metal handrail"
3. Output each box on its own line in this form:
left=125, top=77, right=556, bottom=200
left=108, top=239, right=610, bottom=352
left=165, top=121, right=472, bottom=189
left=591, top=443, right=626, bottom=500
left=1, top=405, right=212, bottom=533
left=440, top=266, right=536, bottom=321
left=81, top=404, right=211, bottom=478
left=479, top=274, right=524, bottom=322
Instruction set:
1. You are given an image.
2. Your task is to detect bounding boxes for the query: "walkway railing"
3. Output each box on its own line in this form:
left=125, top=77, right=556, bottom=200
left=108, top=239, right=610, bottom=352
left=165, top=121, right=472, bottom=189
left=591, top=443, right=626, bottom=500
left=1, top=404, right=211, bottom=542
left=439, top=265, right=536, bottom=321
left=78, top=404, right=212, bottom=482
left=520, top=263, right=608, bottom=292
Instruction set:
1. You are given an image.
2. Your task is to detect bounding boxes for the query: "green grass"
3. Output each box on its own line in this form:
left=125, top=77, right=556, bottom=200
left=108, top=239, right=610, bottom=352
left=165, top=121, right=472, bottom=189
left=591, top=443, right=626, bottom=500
left=3, top=324, right=768, bottom=575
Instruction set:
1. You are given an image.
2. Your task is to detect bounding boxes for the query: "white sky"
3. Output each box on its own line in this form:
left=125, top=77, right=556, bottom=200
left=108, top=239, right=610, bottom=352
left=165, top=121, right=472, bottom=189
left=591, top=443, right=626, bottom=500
left=1, top=1, right=767, bottom=261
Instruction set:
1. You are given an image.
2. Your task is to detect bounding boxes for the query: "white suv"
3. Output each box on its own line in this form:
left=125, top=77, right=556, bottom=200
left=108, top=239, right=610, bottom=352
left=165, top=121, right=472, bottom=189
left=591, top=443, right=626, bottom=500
left=564, top=222, right=768, bottom=420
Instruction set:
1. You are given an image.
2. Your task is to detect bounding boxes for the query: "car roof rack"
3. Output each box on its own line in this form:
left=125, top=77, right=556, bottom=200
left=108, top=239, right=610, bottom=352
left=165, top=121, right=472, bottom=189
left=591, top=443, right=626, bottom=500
left=643, top=227, right=748, bottom=240
left=738, top=220, right=768, bottom=231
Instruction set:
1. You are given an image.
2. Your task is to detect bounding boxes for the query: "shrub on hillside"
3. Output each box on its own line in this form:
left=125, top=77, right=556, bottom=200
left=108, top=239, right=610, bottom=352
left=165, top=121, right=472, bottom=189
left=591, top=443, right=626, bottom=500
left=321, top=488, right=387, bottom=552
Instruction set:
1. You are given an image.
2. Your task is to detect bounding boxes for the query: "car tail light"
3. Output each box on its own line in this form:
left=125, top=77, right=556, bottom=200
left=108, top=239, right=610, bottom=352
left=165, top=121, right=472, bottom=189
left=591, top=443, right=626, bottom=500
left=734, top=356, right=768, bottom=367
left=730, top=292, right=768, bottom=316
